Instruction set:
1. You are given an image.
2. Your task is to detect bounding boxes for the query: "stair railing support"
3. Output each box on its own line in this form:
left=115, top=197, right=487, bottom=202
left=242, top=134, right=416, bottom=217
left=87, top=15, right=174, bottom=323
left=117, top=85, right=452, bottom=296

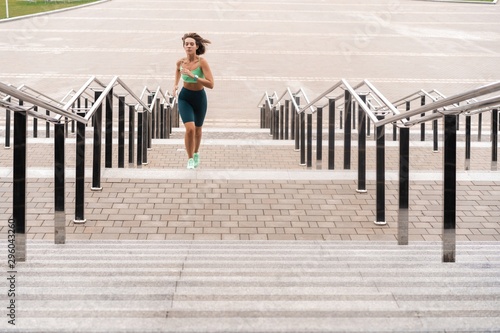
left=54, top=123, right=66, bottom=244
left=398, top=126, right=410, bottom=245
left=492, top=109, right=498, bottom=171
left=465, top=115, right=471, bottom=170
left=328, top=98, right=335, bottom=170
left=300, top=111, right=306, bottom=166
left=105, top=88, right=113, bottom=168
left=285, top=100, right=290, bottom=140
left=91, top=91, right=103, bottom=191
left=306, top=113, right=312, bottom=168
left=143, top=109, right=149, bottom=165
left=13, top=107, right=27, bottom=261
left=375, top=115, right=386, bottom=226
left=4, top=97, right=11, bottom=148
left=137, top=110, right=143, bottom=168
left=443, top=114, right=457, bottom=263
left=420, top=95, right=426, bottom=141
left=74, top=111, right=86, bottom=224
left=118, top=96, right=125, bottom=168
left=316, top=106, right=323, bottom=168
left=344, top=90, right=352, bottom=170
left=128, top=105, right=135, bottom=165
left=357, top=95, right=367, bottom=193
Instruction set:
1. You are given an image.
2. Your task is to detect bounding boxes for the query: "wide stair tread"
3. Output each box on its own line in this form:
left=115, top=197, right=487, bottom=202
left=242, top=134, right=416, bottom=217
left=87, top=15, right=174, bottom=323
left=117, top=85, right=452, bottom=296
left=4, top=241, right=499, bottom=333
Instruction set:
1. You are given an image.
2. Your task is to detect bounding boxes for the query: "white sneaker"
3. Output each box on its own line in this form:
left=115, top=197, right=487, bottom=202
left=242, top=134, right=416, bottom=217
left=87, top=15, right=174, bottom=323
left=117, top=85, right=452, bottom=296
left=193, top=153, right=200, bottom=168
left=187, top=158, right=195, bottom=169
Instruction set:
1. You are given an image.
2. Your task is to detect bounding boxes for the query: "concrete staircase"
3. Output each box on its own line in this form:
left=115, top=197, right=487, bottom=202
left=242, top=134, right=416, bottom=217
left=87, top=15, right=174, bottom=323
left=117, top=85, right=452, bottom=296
left=2, top=240, right=499, bottom=332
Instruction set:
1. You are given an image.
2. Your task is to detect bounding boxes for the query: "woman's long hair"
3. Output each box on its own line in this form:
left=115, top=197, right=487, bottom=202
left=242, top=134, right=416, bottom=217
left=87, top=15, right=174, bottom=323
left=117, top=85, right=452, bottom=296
left=182, top=32, right=211, bottom=55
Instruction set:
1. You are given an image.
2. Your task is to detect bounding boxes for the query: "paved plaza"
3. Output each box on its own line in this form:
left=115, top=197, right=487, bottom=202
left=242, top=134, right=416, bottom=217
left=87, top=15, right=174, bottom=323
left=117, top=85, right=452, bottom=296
left=0, top=0, right=500, bottom=332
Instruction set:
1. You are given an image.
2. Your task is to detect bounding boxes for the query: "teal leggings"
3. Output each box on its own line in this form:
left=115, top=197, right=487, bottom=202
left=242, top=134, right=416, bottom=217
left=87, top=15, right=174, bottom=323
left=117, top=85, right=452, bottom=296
left=178, top=88, right=207, bottom=127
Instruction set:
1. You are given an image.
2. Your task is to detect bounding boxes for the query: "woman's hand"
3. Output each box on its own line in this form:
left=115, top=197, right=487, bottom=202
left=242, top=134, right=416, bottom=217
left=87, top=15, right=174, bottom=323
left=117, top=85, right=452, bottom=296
left=180, top=67, right=193, bottom=78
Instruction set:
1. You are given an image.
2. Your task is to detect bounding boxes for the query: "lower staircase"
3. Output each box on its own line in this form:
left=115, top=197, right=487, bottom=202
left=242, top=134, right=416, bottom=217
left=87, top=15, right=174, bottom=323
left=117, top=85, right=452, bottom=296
left=3, top=240, right=500, bottom=332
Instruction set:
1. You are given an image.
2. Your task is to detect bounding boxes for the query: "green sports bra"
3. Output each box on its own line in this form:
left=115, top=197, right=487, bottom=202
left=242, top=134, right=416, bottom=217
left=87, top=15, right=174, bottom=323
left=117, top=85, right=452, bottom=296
left=181, top=58, right=205, bottom=83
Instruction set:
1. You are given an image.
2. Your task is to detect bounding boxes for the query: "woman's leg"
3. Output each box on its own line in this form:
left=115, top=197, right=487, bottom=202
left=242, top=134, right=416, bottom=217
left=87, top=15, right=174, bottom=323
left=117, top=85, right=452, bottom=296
left=194, top=126, right=203, bottom=154
left=193, top=90, right=208, bottom=156
left=184, top=122, right=196, bottom=158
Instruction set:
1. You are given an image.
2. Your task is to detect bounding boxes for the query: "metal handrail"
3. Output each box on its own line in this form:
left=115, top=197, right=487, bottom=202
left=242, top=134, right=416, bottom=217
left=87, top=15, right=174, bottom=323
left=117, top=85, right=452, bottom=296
left=256, top=91, right=276, bottom=109
left=85, top=76, right=151, bottom=123
left=0, top=75, right=158, bottom=125
left=18, top=84, right=65, bottom=108
left=378, top=81, right=500, bottom=127
left=298, top=81, right=344, bottom=113
left=0, top=81, right=82, bottom=123
left=149, top=86, right=169, bottom=112
left=62, top=76, right=106, bottom=111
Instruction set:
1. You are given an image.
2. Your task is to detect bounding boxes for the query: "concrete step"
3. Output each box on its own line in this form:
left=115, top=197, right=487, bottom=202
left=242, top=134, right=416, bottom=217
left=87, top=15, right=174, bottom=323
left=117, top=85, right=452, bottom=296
left=2, top=241, right=499, bottom=332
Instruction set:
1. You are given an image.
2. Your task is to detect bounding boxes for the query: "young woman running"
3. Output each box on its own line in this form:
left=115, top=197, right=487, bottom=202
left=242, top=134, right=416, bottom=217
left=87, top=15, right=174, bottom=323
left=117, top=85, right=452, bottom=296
left=173, top=32, right=214, bottom=169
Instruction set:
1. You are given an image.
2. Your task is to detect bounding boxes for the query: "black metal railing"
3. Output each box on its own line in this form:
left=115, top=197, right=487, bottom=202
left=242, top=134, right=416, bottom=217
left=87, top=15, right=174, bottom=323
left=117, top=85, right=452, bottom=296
left=0, top=76, right=178, bottom=262
left=259, top=80, right=500, bottom=262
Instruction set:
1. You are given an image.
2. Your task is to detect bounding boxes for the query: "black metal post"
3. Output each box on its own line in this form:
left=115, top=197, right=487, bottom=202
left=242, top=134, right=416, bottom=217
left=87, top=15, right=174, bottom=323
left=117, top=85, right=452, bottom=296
left=160, top=103, right=165, bottom=139
left=285, top=100, right=290, bottom=140
left=294, top=110, right=300, bottom=150
left=269, top=98, right=274, bottom=134
left=443, top=114, right=457, bottom=263
left=148, top=94, right=155, bottom=139
left=5, top=97, right=11, bottom=148
left=492, top=109, right=498, bottom=171
left=294, top=97, right=300, bottom=151
left=352, top=101, right=356, bottom=130
left=328, top=98, right=335, bottom=170
left=344, top=90, right=352, bottom=170
left=74, top=111, right=86, bottom=224
left=433, top=112, right=439, bottom=152
left=54, top=123, right=65, bottom=244
left=33, top=106, right=38, bottom=138
left=260, top=106, right=265, bottom=128
left=129, top=105, right=135, bottom=165
left=65, top=117, right=69, bottom=139
left=300, top=112, right=306, bottom=166
left=306, top=113, right=312, bottom=168
left=13, top=109, right=27, bottom=261
left=465, top=115, right=471, bottom=170
left=316, top=106, right=323, bottom=167
left=367, top=114, right=371, bottom=137
left=155, top=97, right=161, bottom=139
left=118, top=96, right=125, bottom=168
left=147, top=103, right=152, bottom=151
left=291, top=99, right=296, bottom=141
left=92, top=91, right=103, bottom=191
left=273, top=107, right=279, bottom=140
left=137, top=111, right=143, bottom=167
left=339, top=109, right=343, bottom=130
left=280, top=104, right=284, bottom=140
left=105, top=89, right=113, bottom=168
left=143, top=110, right=149, bottom=164
left=166, top=103, right=171, bottom=139
left=478, top=113, right=482, bottom=142
left=375, top=116, right=386, bottom=226
left=420, top=95, right=425, bottom=141
left=357, top=95, right=367, bottom=193
left=398, top=127, right=410, bottom=245
left=46, top=109, right=50, bottom=138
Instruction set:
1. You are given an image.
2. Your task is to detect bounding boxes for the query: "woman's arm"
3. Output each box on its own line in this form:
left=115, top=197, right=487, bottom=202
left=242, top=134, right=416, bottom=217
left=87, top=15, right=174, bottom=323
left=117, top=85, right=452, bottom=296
left=173, top=59, right=182, bottom=94
left=198, top=58, right=214, bottom=89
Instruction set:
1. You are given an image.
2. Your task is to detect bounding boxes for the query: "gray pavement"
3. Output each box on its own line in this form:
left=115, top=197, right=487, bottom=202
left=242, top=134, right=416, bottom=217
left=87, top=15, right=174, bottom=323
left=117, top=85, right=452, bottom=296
left=1, top=0, right=500, bottom=332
